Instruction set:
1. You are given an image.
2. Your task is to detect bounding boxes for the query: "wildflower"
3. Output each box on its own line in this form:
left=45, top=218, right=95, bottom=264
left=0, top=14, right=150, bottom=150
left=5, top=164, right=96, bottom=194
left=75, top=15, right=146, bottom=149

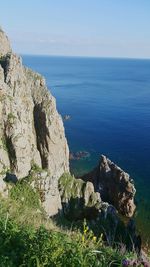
left=83, top=226, right=88, bottom=234
left=143, top=262, right=150, bottom=267
left=122, top=259, right=130, bottom=266
left=93, top=236, right=97, bottom=242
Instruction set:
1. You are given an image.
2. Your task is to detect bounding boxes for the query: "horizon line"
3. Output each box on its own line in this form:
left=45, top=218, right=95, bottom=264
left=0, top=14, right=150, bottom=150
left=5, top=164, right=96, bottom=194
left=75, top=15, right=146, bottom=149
left=20, top=53, right=150, bottom=61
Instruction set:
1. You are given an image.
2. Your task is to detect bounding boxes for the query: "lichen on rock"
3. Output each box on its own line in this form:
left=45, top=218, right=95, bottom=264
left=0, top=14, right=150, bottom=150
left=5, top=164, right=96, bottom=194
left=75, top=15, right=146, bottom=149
left=59, top=173, right=102, bottom=220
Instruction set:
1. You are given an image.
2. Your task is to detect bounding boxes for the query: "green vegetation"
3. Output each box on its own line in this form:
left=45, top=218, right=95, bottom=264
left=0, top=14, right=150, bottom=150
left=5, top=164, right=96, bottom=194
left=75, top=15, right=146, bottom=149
left=0, top=218, right=135, bottom=267
left=0, top=136, right=7, bottom=151
left=30, top=162, right=43, bottom=173
left=59, top=173, right=100, bottom=209
left=0, top=94, right=6, bottom=102
left=7, top=113, right=16, bottom=127
left=0, top=176, right=140, bottom=267
left=10, top=180, right=41, bottom=210
left=59, top=172, right=85, bottom=200
left=0, top=94, right=13, bottom=103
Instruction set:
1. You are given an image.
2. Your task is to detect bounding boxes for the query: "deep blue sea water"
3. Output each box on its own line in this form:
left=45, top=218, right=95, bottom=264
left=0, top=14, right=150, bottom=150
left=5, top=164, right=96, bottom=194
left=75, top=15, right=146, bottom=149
left=22, top=55, right=150, bottom=242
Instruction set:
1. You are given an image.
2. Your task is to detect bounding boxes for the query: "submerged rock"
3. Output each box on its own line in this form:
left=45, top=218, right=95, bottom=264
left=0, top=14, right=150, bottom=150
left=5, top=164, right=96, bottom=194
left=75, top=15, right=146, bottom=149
left=82, top=155, right=136, bottom=218
left=69, top=151, right=90, bottom=160
left=63, top=115, right=71, bottom=121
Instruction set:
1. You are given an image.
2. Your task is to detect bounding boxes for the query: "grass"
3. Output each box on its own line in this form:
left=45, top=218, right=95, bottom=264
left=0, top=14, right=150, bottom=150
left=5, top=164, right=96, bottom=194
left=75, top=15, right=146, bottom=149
left=0, top=175, right=147, bottom=266
left=0, top=215, right=135, bottom=267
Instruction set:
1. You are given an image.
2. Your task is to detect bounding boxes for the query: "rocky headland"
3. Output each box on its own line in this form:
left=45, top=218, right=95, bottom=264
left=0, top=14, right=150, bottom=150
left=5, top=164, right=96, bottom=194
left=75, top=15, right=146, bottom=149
left=0, top=28, right=148, bottom=260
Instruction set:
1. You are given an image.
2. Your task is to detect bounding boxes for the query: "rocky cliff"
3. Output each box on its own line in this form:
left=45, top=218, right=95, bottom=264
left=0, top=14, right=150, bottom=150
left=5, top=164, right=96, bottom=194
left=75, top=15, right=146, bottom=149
left=0, top=28, right=69, bottom=215
left=0, top=28, right=136, bottom=222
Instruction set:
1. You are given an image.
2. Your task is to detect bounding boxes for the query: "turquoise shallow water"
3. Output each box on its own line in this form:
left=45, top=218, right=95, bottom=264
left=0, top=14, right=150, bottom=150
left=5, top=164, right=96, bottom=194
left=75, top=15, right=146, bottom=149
left=22, top=55, right=150, bottom=243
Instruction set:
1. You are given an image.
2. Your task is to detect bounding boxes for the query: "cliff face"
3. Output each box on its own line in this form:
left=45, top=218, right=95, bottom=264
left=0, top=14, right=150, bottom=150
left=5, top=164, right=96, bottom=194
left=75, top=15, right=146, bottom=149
left=0, top=28, right=136, bottom=221
left=0, top=29, right=69, bottom=215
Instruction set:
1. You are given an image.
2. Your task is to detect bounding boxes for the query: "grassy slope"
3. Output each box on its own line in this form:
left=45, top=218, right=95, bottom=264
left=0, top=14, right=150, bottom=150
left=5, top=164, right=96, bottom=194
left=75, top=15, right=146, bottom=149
left=0, top=177, right=145, bottom=267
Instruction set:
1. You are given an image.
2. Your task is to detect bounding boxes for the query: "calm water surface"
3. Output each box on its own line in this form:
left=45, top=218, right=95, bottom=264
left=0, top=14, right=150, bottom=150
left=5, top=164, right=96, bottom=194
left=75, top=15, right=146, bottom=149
left=22, top=55, right=150, bottom=242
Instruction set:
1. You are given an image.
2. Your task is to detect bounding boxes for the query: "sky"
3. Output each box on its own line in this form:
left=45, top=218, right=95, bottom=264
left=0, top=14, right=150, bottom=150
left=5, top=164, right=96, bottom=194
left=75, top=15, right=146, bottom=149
left=0, top=0, right=150, bottom=58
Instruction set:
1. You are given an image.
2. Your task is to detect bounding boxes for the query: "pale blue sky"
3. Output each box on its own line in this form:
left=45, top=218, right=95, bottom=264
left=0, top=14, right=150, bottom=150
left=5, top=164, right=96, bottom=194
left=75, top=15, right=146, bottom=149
left=1, top=0, right=150, bottom=58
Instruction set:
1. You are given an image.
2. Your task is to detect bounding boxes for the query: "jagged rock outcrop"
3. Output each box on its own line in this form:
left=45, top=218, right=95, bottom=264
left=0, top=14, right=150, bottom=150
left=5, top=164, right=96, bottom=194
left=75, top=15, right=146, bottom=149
left=58, top=173, right=140, bottom=251
left=82, top=155, right=136, bottom=217
left=0, top=29, right=69, bottom=215
left=59, top=173, right=102, bottom=220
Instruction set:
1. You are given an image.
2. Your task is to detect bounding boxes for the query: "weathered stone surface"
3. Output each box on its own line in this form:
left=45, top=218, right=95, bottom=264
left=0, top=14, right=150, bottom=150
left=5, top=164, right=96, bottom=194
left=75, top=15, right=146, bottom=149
left=58, top=173, right=140, bottom=251
left=59, top=173, right=101, bottom=220
left=82, top=155, right=136, bottom=217
left=0, top=29, right=69, bottom=216
left=27, top=168, right=62, bottom=216
left=0, top=28, right=11, bottom=57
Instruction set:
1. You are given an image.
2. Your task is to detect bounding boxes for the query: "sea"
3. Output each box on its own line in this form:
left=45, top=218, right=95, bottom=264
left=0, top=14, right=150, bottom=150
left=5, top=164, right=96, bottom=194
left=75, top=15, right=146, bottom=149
left=22, top=55, right=150, bottom=244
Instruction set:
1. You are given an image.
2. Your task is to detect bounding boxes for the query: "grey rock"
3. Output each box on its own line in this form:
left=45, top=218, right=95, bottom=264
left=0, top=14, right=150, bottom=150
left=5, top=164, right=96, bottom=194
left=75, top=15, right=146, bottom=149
left=0, top=28, right=11, bottom=57
left=82, top=155, right=136, bottom=217
left=59, top=173, right=102, bottom=220
left=29, top=169, right=62, bottom=216
left=0, top=29, right=69, bottom=216
left=0, top=28, right=136, bottom=222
